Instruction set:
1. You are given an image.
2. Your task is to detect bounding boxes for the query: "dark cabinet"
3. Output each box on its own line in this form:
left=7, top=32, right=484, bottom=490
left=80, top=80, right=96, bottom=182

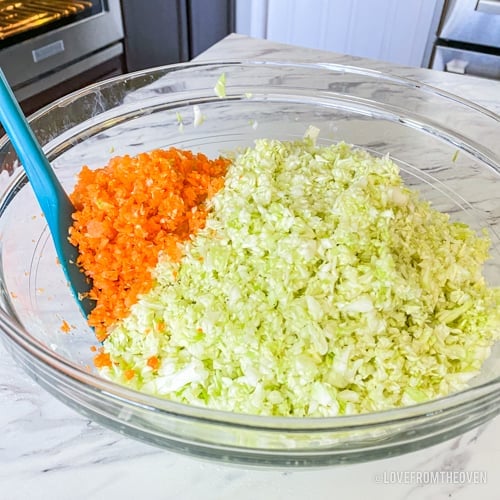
left=121, top=0, right=235, bottom=72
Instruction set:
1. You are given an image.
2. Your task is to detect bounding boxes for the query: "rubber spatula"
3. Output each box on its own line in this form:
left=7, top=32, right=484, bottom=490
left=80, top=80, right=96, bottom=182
left=0, top=69, right=95, bottom=318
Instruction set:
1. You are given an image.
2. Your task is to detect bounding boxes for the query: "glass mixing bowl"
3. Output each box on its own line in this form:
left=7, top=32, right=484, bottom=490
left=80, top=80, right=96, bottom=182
left=0, top=61, right=499, bottom=467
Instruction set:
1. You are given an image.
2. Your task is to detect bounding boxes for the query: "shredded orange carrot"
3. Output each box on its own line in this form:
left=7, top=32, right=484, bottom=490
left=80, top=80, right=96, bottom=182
left=124, top=369, right=136, bottom=380
left=60, top=319, right=71, bottom=333
left=93, top=351, right=112, bottom=368
left=147, top=356, right=160, bottom=370
left=69, top=147, right=229, bottom=341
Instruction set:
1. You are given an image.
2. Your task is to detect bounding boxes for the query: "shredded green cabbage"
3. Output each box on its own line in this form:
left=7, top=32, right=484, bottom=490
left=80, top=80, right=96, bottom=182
left=214, top=72, right=226, bottom=98
left=100, top=138, right=500, bottom=417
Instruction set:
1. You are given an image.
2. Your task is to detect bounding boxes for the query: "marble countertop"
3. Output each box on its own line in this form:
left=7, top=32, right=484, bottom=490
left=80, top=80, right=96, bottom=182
left=1, top=34, right=499, bottom=500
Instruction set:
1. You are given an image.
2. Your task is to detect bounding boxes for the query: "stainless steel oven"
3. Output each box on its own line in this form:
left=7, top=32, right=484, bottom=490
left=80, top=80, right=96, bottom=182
left=0, top=0, right=124, bottom=114
left=428, top=0, right=500, bottom=80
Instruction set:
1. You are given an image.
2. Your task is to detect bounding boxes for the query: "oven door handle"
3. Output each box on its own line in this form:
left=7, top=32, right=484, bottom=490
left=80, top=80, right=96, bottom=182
left=475, top=0, right=500, bottom=15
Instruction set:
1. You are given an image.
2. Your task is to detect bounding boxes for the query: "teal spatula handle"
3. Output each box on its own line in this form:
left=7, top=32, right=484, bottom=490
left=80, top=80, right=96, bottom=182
left=0, top=69, right=94, bottom=317
left=0, top=69, right=74, bottom=231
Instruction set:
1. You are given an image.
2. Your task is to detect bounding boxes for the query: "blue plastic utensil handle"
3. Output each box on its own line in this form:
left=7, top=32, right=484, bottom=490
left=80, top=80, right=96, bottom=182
left=0, top=69, right=73, bottom=229
left=0, top=69, right=94, bottom=317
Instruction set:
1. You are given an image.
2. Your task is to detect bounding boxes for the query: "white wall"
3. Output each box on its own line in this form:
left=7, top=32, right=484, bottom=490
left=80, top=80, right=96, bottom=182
left=236, top=0, right=269, bottom=39
left=235, top=0, right=444, bottom=68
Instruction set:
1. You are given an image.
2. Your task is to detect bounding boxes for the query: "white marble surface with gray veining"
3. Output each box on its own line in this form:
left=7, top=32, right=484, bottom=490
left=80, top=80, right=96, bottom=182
left=0, top=34, right=499, bottom=500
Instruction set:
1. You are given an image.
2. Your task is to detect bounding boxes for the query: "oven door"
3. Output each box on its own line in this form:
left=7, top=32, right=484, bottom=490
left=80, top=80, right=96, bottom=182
left=0, top=0, right=124, bottom=91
